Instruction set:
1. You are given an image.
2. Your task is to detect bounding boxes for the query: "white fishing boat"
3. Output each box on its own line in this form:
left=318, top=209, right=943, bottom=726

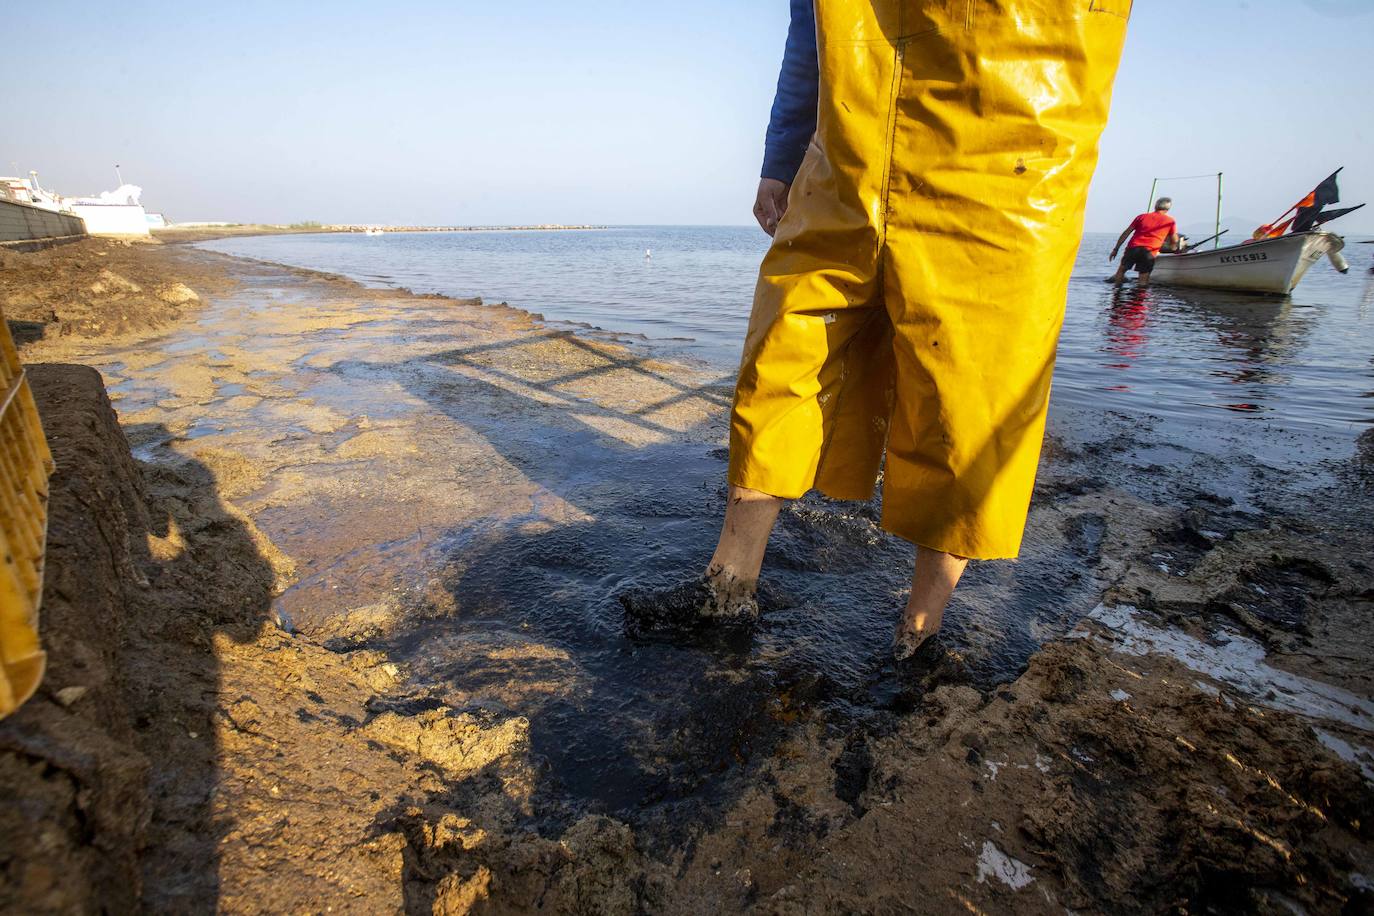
left=1150, top=230, right=1349, bottom=295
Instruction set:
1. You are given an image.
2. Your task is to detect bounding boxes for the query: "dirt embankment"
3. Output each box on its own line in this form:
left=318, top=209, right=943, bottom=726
left=0, top=237, right=238, bottom=343
left=0, top=240, right=1371, bottom=913
left=0, top=366, right=152, bottom=911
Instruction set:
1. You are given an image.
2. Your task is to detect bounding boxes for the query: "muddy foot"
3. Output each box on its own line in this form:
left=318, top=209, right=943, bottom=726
left=892, top=628, right=938, bottom=663
left=620, top=577, right=712, bottom=636
left=893, top=604, right=946, bottom=662
left=619, top=575, right=759, bottom=639
left=699, top=568, right=760, bottom=623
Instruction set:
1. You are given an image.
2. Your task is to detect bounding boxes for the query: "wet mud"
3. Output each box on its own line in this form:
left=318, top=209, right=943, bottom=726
left=2, top=238, right=1371, bottom=912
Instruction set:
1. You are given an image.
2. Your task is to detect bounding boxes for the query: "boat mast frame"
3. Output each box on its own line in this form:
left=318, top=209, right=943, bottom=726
left=1147, top=171, right=1224, bottom=249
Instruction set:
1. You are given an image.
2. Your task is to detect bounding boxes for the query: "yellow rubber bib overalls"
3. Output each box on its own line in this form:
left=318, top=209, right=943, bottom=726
left=730, top=0, right=1129, bottom=559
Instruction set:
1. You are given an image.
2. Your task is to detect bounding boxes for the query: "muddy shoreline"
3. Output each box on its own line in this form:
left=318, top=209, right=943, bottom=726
left=1, top=237, right=1371, bottom=913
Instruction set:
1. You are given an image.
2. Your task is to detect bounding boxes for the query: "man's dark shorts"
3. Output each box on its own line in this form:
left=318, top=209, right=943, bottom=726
left=1122, top=246, right=1157, bottom=273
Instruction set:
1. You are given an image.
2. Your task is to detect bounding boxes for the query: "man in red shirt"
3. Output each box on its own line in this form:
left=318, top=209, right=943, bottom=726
left=1108, top=197, right=1181, bottom=286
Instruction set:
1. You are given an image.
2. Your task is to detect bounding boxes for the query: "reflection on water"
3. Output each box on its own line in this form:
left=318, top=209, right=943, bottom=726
left=202, top=228, right=1374, bottom=436
left=1088, top=284, right=1314, bottom=416
left=1056, top=234, right=1371, bottom=434
left=1101, top=287, right=1150, bottom=375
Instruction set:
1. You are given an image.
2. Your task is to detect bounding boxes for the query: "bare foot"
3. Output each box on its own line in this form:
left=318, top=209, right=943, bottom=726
left=619, top=567, right=758, bottom=638
left=892, top=606, right=944, bottom=661
left=894, top=548, right=965, bottom=661
left=700, top=564, right=759, bottom=622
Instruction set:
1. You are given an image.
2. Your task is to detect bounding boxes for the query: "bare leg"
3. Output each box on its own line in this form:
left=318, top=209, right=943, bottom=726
left=1137, top=270, right=1151, bottom=288
left=1105, top=265, right=1128, bottom=283
left=893, top=547, right=968, bottom=659
left=618, top=484, right=784, bottom=627
left=701, top=485, right=784, bottom=617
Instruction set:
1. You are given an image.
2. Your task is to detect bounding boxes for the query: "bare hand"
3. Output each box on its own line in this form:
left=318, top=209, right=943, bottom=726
left=753, top=178, right=791, bottom=237
left=1109, top=248, right=1119, bottom=262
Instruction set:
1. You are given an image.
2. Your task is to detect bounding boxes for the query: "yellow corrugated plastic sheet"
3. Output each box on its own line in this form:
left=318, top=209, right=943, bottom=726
left=0, top=308, right=55, bottom=719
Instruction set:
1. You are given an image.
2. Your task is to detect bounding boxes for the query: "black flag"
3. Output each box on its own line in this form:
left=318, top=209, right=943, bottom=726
left=1312, top=169, right=1342, bottom=207
left=1293, top=168, right=1342, bottom=232
left=1312, top=203, right=1366, bottom=228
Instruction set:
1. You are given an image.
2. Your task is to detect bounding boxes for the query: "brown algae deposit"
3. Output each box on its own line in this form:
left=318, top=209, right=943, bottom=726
left=1, top=237, right=1372, bottom=913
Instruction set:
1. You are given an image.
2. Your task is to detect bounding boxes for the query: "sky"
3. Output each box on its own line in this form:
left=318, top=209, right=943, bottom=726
left=4, top=0, right=1372, bottom=232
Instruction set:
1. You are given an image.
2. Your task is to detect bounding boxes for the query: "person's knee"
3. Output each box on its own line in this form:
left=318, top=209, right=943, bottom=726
left=916, top=545, right=969, bottom=565
left=728, top=485, right=785, bottom=505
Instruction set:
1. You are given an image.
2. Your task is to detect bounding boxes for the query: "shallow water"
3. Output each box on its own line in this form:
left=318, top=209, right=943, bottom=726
left=201, top=227, right=1374, bottom=437
left=99, top=230, right=1371, bottom=819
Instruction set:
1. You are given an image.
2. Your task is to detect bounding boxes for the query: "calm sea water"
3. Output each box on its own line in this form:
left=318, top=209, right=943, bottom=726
left=200, top=226, right=1374, bottom=439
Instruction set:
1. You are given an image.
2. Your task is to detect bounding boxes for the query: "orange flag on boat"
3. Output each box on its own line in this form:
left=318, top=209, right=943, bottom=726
left=1251, top=219, right=1292, bottom=240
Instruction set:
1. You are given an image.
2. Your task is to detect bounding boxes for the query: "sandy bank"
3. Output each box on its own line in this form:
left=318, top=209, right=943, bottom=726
left=1, top=238, right=1371, bottom=913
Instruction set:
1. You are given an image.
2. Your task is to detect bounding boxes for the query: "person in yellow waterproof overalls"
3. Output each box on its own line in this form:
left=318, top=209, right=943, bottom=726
left=624, top=0, right=1130, bottom=659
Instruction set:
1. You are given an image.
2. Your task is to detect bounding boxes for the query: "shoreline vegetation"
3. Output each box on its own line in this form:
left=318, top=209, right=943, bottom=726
left=0, top=236, right=1371, bottom=912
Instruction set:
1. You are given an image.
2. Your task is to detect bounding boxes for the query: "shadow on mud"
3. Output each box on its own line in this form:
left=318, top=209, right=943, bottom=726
left=0, top=366, right=278, bottom=914
left=347, top=331, right=1119, bottom=840
left=125, top=421, right=279, bottom=911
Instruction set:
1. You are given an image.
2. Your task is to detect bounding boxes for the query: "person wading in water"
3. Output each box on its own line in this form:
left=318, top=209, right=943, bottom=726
left=624, top=0, right=1131, bottom=660
left=1107, top=197, right=1182, bottom=287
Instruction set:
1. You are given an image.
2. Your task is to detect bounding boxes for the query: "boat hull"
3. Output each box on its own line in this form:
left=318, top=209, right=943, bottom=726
left=1149, top=231, right=1344, bottom=295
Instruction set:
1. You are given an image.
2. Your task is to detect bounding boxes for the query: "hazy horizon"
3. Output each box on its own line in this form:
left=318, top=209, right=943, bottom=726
left=6, top=0, right=1372, bottom=234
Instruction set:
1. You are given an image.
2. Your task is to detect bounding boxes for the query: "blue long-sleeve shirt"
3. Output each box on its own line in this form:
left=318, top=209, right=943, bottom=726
left=761, top=0, right=819, bottom=184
